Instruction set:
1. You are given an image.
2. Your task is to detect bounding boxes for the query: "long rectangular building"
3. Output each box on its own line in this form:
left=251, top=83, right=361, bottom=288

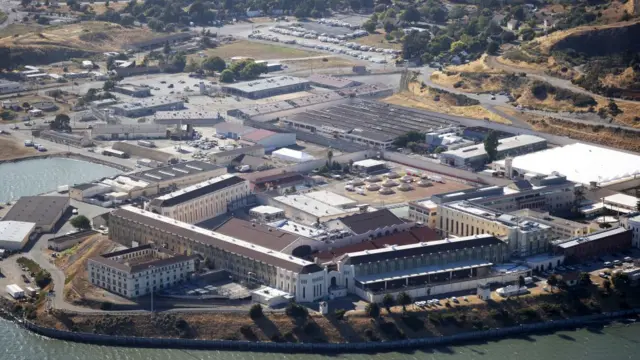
left=440, top=135, right=547, bottom=169
left=147, top=174, right=250, bottom=224
left=108, top=206, right=327, bottom=302
left=221, top=76, right=311, bottom=99
left=281, top=100, right=459, bottom=149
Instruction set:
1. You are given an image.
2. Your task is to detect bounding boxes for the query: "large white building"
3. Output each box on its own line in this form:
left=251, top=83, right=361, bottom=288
left=147, top=174, right=250, bottom=224
left=87, top=244, right=198, bottom=298
left=492, top=142, right=640, bottom=189
left=91, top=124, right=168, bottom=140
left=440, top=135, right=547, bottom=169
left=0, top=221, right=36, bottom=251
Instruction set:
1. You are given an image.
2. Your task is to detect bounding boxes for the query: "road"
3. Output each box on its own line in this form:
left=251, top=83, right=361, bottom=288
left=0, top=1, right=23, bottom=29
left=486, top=55, right=640, bottom=105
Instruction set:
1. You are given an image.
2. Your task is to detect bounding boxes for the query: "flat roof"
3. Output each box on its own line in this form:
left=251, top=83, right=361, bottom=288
left=273, top=194, right=349, bottom=218
left=272, top=148, right=314, bottom=161
left=343, top=234, right=504, bottom=265
left=494, top=143, right=640, bottom=186
left=215, top=123, right=256, bottom=134
left=92, top=124, right=167, bottom=134
left=214, top=218, right=305, bottom=252
left=0, top=221, right=36, bottom=243
left=413, top=199, right=438, bottom=209
left=222, top=76, right=309, bottom=93
left=110, top=97, right=183, bottom=111
left=149, top=174, right=245, bottom=207
left=337, top=209, right=405, bottom=235
left=3, top=197, right=68, bottom=227
left=242, top=129, right=276, bottom=142
left=555, top=226, right=630, bottom=249
left=250, top=205, right=285, bottom=215
left=209, top=144, right=265, bottom=158
left=285, top=100, right=459, bottom=143
left=355, top=260, right=493, bottom=284
left=603, top=193, right=639, bottom=208
left=129, top=160, right=224, bottom=183
left=353, top=159, right=385, bottom=168
left=303, top=190, right=357, bottom=208
left=268, top=219, right=327, bottom=239
left=443, top=135, right=546, bottom=159
left=113, top=206, right=322, bottom=274
left=308, top=74, right=357, bottom=89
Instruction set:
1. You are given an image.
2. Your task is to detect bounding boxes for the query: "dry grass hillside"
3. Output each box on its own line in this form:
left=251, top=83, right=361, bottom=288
left=533, top=19, right=640, bottom=54
left=383, top=82, right=512, bottom=124
left=0, top=22, right=162, bottom=61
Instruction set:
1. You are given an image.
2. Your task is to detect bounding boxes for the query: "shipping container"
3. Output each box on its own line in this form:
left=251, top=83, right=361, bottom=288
left=6, top=284, right=24, bottom=299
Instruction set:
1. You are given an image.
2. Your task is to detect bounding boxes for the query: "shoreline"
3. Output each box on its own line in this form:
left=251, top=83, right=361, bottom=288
left=0, top=152, right=132, bottom=172
left=3, top=307, right=638, bottom=354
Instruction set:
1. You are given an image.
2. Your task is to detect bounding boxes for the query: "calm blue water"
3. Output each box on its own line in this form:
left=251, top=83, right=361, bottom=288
left=0, top=318, right=637, bottom=360
left=0, top=158, right=122, bottom=203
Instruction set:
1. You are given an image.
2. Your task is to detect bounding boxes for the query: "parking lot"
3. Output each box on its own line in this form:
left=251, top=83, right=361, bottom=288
left=161, top=277, right=252, bottom=300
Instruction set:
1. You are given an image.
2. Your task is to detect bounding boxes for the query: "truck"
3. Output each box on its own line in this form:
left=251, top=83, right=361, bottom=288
left=6, top=284, right=25, bottom=299
left=24, top=140, right=33, bottom=147
left=237, top=165, right=251, bottom=172
left=137, top=140, right=156, bottom=148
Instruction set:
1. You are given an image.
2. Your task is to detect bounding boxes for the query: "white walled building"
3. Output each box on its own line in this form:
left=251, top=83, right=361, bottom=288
left=0, top=221, right=36, bottom=251
left=87, top=244, right=197, bottom=298
left=147, top=174, right=250, bottom=224
left=628, top=215, right=640, bottom=248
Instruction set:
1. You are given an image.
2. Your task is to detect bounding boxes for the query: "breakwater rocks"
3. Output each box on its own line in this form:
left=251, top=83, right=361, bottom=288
left=19, top=309, right=640, bottom=354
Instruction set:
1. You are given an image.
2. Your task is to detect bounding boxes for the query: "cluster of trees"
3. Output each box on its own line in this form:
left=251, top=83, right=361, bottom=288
left=49, top=114, right=72, bottom=132
left=530, top=81, right=597, bottom=108
left=218, top=59, right=267, bottom=83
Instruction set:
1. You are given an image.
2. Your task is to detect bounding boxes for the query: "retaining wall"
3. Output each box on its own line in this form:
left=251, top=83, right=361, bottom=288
left=21, top=309, right=640, bottom=353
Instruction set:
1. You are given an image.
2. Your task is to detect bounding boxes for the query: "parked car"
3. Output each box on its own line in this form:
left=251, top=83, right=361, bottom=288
left=604, top=261, right=613, bottom=268
left=624, top=257, right=633, bottom=263
left=613, top=260, right=622, bottom=266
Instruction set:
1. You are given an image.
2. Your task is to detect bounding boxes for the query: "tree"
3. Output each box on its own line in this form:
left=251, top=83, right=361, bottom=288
left=579, top=272, right=592, bottom=286
left=365, top=302, right=380, bottom=318
left=103, top=80, right=116, bottom=91
left=249, top=304, right=263, bottom=319
left=383, top=21, right=396, bottom=34
left=484, top=130, right=499, bottom=162
left=184, top=58, right=199, bottom=73
left=608, top=99, right=622, bottom=117
left=202, top=56, right=226, bottom=73
left=382, top=293, right=395, bottom=314
left=163, top=42, right=172, bottom=55
left=50, top=114, right=71, bottom=132
left=363, top=20, right=376, bottom=33
left=219, top=69, right=234, bottom=83
left=611, top=272, right=629, bottom=288
left=120, top=14, right=135, bottom=26
left=397, top=291, right=412, bottom=313
left=518, top=275, right=526, bottom=288
left=487, top=41, right=499, bottom=55
left=547, top=274, right=558, bottom=289
left=327, top=149, right=333, bottom=164
left=603, top=279, right=612, bottom=292
left=70, top=215, right=91, bottom=230
left=401, top=6, right=421, bottom=23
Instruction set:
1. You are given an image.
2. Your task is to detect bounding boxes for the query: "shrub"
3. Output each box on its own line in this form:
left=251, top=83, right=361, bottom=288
left=285, top=302, right=308, bottom=318
left=100, top=301, right=113, bottom=310
left=517, top=307, right=538, bottom=321
left=240, top=325, right=257, bottom=340
left=249, top=304, right=263, bottom=320
left=334, top=308, right=346, bottom=320
left=283, top=331, right=297, bottom=342
left=270, top=334, right=284, bottom=342
left=303, top=322, right=316, bottom=335
left=365, top=303, right=381, bottom=318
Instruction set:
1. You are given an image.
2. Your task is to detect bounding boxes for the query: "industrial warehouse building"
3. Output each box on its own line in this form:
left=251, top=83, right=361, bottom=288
left=440, top=135, right=547, bottom=169
left=282, top=101, right=459, bottom=149
left=208, top=145, right=265, bottom=166
left=241, top=129, right=296, bottom=151
left=0, top=221, right=36, bottom=251
left=554, top=227, right=632, bottom=263
left=491, top=142, right=640, bottom=189
left=221, top=76, right=311, bottom=99
left=109, top=98, right=184, bottom=117
left=91, top=124, right=168, bottom=140
left=147, top=174, right=250, bottom=224
left=3, top=196, right=70, bottom=233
